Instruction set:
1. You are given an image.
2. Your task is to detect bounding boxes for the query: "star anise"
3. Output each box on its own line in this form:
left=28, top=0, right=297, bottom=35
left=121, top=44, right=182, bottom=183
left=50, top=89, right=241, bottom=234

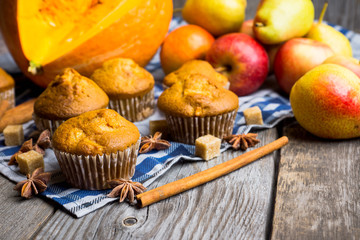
left=107, top=178, right=147, bottom=203
left=8, top=139, right=34, bottom=165
left=34, top=129, right=51, bottom=154
left=8, top=129, right=51, bottom=165
left=224, top=133, right=260, bottom=150
left=139, top=132, right=171, bottom=154
left=13, top=167, right=52, bottom=199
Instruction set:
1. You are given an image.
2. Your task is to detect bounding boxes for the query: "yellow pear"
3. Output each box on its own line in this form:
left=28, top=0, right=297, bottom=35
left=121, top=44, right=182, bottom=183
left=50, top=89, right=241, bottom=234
left=306, top=3, right=352, bottom=57
left=290, top=64, right=360, bottom=139
left=253, top=0, right=314, bottom=45
left=182, top=0, right=247, bottom=37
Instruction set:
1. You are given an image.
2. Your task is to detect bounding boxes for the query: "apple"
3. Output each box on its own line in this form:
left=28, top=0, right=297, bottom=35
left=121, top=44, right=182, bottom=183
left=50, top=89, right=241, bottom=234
left=182, top=0, right=247, bottom=37
left=274, top=38, right=334, bottom=94
left=323, top=55, right=360, bottom=78
left=160, top=25, right=215, bottom=74
left=240, top=19, right=255, bottom=38
left=265, top=44, right=282, bottom=73
left=206, top=33, right=269, bottom=96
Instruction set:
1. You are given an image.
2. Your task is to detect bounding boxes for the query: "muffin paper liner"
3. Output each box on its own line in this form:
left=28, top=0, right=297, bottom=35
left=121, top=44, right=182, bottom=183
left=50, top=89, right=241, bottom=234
left=53, top=138, right=140, bottom=190
left=0, top=88, right=15, bottom=108
left=33, top=114, right=65, bottom=136
left=108, top=89, right=154, bottom=122
left=166, top=109, right=238, bottom=145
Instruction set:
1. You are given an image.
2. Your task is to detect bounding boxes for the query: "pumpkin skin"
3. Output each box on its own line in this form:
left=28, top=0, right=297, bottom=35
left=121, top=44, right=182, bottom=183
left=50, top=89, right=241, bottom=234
left=0, top=0, right=173, bottom=88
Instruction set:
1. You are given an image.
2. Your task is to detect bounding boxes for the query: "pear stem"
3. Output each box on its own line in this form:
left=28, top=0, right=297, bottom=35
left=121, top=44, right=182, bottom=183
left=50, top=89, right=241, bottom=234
left=318, top=2, right=328, bottom=24
left=254, top=22, right=265, bottom=27
left=173, top=8, right=182, bottom=13
left=214, top=66, right=228, bottom=74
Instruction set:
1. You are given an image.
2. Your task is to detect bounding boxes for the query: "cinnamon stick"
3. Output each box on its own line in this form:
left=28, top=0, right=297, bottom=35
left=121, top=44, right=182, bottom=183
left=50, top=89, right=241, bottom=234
left=0, top=98, right=36, bottom=132
left=0, top=100, right=9, bottom=120
left=136, top=136, right=289, bottom=207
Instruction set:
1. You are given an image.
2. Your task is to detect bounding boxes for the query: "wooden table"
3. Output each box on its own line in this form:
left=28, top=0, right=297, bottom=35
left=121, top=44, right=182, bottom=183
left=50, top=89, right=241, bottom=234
left=1, top=1, right=360, bottom=239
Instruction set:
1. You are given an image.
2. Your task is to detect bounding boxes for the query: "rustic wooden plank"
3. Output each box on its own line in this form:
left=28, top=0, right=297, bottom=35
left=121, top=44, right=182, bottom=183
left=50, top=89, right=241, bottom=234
left=271, top=121, right=360, bottom=239
left=0, top=174, right=55, bottom=240
left=34, top=128, right=278, bottom=240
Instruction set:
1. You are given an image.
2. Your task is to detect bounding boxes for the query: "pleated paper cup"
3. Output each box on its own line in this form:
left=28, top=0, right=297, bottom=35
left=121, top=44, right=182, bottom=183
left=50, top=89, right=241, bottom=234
left=109, top=89, right=154, bottom=122
left=165, top=109, right=238, bottom=145
left=33, top=113, right=65, bottom=136
left=53, top=138, right=140, bottom=190
left=0, top=88, right=15, bottom=108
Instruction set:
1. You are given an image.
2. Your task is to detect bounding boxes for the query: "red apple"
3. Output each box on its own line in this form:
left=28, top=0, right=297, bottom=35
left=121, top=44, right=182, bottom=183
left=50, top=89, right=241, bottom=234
left=160, top=25, right=215, bottom=74
left=323, top=55, right=360, bottom=78
left=240, top=19, right=255, bottom=38
left=274, top=38, right=334, bottom=94
left=206, top=33, right=269, bottom=96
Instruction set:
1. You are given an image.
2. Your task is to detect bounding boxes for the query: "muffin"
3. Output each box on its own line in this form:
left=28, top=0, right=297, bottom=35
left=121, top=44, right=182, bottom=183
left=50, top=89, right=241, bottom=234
left=91, top=58, right=155, bottom=122
left=52, top=109, right=141, bottom=190
left=158, top=73, right=239, bottom=144
left=163, top=60, right=229, bottom=89
left=34, top=68, right=109, bottom=134
left=0, top=67, right=15, bottom=108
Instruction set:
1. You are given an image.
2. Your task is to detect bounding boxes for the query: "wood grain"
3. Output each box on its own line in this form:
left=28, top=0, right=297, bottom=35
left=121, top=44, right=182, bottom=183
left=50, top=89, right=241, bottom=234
left=0, top=174, right=55, bottom=240
left=34, top=129, right=279, bottom=240
left=271, top=121, right=360, bottom=239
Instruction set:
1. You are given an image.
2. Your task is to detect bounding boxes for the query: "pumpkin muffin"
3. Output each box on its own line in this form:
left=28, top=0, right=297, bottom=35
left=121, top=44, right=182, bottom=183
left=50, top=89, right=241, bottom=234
left=158, top=73, right=239, bottom=144
left=91, top=58, right=155, bottom=122
left=0, top=67, right=15, bottom=108
left=52, top=109, right=141, bottom=190
left=163, top=60, right=229, bottom=89
left=34, top=68, right=109, bottom=135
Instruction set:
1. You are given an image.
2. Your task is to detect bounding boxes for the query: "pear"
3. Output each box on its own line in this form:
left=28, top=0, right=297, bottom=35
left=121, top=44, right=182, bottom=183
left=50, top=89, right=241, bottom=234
left=182, top=0, right=247, bottom=37
left=306, top=3, right=352, bottom=57
left=290, top=64, right=360, bottom=139
left=253, top=0, right=314, bottom=45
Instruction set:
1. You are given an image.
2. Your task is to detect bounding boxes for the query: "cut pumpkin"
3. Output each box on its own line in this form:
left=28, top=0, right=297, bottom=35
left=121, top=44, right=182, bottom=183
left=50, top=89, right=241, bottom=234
left=18, top=0, right=142, bottom=70
left=0, top=0, right=172, bottom=87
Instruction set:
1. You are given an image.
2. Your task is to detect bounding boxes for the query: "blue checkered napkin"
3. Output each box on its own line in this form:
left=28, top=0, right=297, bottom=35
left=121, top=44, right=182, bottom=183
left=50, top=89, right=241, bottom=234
left=0, top=19, right=358, bottom=218
left=0, top=84, right=293, bottom=217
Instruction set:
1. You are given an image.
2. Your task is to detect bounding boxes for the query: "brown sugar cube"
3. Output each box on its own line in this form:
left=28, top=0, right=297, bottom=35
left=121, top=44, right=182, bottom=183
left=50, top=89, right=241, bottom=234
left=195, top=135, right=221, bottom=161
left=243, top=106, right=263, bottom=125
left=149, top=120, right=168, bottom=136
left=3, top=125, right=24, bottom=146
left=17, top=150, right=44, bottom=175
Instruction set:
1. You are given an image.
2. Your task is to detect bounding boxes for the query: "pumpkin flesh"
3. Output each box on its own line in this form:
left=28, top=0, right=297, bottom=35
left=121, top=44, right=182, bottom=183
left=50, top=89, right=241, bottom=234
left=18, top=0, right=142, bottom=67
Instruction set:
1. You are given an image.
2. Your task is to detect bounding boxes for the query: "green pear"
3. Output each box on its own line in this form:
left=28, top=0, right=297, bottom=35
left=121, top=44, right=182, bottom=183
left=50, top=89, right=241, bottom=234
left=253, top=0, right=314, bottom=45
left=290, top=64, right=360, bottom=139
left=182, top=0, right=247, bottom=37
left=306, top=3, right=352, bottom=57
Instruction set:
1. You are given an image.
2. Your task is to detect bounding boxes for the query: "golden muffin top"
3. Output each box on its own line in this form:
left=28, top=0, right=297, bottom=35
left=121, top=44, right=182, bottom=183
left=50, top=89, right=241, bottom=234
left=163, top=60, right=229, bottom=89
left=90, top=58, right=154, bottom=99
left=52, top=109, right=140, bottom=156
left=158, top=73, right=239, bottom=117
left=0, top=67, right=15, bottom=91
left=34, top=68, right=109, bottom=120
